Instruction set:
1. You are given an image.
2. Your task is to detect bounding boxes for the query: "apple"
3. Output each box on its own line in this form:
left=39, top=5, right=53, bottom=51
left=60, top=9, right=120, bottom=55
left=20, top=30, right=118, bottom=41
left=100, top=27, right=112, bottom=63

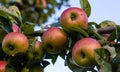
left=99, top=20, right=116, bottom=28
left=2, top=32, right=29, bottom=55
left=42, top=27, right=67, bottom=54
left=72, top=38, right=101, bottom=67
left=32, top=40, right=45, bottom=62
left=60, top=7, right=88, bottom=33
left=0, top=61, right=8, bottom=72
left=35, top=0, right=47, bottom=8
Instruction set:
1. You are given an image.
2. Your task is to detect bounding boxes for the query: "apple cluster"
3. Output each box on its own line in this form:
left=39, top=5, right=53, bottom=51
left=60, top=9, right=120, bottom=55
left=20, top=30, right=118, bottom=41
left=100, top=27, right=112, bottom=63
left=59, top=7, right=102, bottom=69
left=0, top=7, right=115, bottom=72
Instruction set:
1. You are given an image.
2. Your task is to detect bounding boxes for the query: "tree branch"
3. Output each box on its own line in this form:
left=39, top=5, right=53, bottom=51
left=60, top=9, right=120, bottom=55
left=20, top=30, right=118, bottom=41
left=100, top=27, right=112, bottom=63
left=29, top=26, right=115, bottom=36
left=97, top=26, right=115, bottom=34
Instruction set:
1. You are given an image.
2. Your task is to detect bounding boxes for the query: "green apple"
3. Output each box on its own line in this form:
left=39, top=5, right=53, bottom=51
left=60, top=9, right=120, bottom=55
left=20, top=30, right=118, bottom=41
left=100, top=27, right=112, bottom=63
left=72, top=38, right=101, bottom=67
left=33, top=40, right=45, bottom=62
left=2, top=32, right=29, bottom=55
left=99, top=20, right=116, bottom=28
left=42, top=27, right=67, bottom=54
left=0, top=61, right=8, bottom=72
left=60, top=7, right=88, bottom=33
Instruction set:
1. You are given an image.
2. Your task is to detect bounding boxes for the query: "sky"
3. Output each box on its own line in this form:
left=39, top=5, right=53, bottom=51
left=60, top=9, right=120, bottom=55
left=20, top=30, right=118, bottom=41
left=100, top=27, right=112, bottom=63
left=43, top=0, right=120, bottom=72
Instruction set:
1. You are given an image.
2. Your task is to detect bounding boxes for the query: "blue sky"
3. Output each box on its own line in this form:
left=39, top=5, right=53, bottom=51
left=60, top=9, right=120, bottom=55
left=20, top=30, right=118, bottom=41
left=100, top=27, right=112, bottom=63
left=43, top=0, right=120, bottom=72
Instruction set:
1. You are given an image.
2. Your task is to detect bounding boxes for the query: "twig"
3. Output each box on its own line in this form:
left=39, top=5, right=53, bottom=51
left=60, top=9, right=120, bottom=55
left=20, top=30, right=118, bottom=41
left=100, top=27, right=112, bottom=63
left=29, top=26, right=116, bottom=36
left=97, top=26, right=115, bottom=34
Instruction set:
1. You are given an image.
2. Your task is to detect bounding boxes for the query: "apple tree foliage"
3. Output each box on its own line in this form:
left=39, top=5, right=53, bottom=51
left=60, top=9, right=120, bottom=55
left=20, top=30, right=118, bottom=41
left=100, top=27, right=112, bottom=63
left=0, top=0, right=120, bottom=72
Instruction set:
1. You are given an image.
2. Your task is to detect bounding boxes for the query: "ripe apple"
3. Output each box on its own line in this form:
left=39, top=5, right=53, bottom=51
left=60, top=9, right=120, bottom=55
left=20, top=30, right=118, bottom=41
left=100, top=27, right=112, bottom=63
left=33, top=40, right=45, bottom=62
left=60, top=7, right=88, bottom=33
left=72, top=38, right=101, bottom=67
left=0, top=61, right=8, bottom=72
left=42, top=27, right=67, bottom=54
left=2, top=32, right=29, bottom=55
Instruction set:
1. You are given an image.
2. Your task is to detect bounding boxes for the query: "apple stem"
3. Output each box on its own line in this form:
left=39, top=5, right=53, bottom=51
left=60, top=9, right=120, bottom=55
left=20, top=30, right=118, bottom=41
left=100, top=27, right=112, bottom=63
left=71, top=13, right=77, bottom=21
left=28, top=26, right=115, bottom=36
left=80, top=51, right=85, bottom=58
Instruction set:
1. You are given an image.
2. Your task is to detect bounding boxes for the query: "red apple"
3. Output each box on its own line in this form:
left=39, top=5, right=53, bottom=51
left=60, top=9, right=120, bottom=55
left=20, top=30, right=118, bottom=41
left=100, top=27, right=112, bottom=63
left=0, top=61, right=7, bottom=72
left=72, top=38, right=101, bottom=67
left=42, top=27, right=67, bottom=54
left=2, top=32, right=29, bottom=55
left=60, top=7, right=88, bottom=33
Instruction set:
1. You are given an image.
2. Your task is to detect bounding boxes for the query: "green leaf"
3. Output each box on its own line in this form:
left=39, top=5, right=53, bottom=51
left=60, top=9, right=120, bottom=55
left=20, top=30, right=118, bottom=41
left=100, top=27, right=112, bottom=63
left=108, top=25, right=120, bottom=41
left=6, top=65, right=16, bottom=72
left=113, top=50, right=120, bottom=63
left=22, top=22, right=34, bottom=35
left=95, top=48, right=112, bottom=72
left=70, top=26, right=89, bottom=37
left=80, top=0, right=91, bottom=17
left=0, top=16, right=12, bottom=33
left=51, top=55, right=58, bottom=64
left=87, top=27, right=106, bottom=43
left=0, top=6, right=22, bottom=25
left=102, top=45, right=116, bottom=59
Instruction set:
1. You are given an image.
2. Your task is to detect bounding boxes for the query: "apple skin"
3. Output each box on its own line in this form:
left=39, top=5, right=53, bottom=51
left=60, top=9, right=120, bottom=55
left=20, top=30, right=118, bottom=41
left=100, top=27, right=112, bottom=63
left=60, top=7, right=88, bottom=33
left=42, top=27, right=67, bottom=54
left=33, top=40, right=45, bottom=62
left=72, top=38, right=101, bottom=67
left=2, top=32, right=29, bottom=55
left=0, top=61, right=8, bottom=72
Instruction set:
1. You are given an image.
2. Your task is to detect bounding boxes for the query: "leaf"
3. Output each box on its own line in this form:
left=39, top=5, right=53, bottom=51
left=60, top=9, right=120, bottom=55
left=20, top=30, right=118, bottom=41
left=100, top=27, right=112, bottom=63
left=108, top=25, right=120, bottom=41
left=80, top=0, right=91, bottom=17
left=0, top=16, right=12, bottom=33
left=59, top=51, right=66, bottom=60
left=21, top=22, right=34, bottom=35
left=95, top=48, right=112, bottom=72
left=0, top=6, right=22, bottom=25
left=51, top=55, right=58, bottom=64
left=87, top=27, right=105, bottom=41
left=113, top=50, right=120, bottom=63
left=6, top=65, right=16, bottom=72
left=102, top=45, right=116, bottom=59
left=70, top=26, right=89, bottom=37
